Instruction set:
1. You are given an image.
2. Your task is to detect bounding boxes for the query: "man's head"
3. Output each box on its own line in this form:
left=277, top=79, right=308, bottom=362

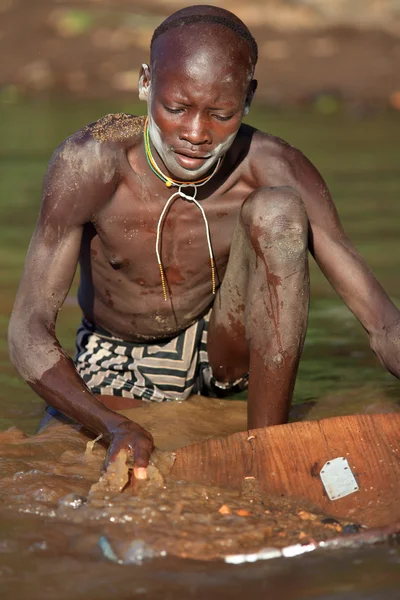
left=139, top=5, right=258, bottom=180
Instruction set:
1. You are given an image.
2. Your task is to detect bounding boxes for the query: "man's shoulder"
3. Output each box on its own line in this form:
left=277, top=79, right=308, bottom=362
left=55, top=113, right=145, bottom=156
left=241, top=124, right=297, bottom=160
left=238, top=123, right=305, bottom=184
left=81, top=113, right=146, bottom=146
left=48, top=113, right=146, bottom=180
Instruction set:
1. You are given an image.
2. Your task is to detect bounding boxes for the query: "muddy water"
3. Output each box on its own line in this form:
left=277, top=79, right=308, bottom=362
left=1, top=102, right=400, bottom=597
left=1, top=400, right=400, bottom=598
left=0, top=399, right=374, bottom=562
left=1, top=510, right=398, bottom=600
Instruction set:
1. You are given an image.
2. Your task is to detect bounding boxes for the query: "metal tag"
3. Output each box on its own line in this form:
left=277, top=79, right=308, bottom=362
left=320, top=457, right=359, bottom=501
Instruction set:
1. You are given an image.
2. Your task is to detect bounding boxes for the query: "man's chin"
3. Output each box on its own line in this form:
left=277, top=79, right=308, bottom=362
left=166, top=155, right=218, bottom=182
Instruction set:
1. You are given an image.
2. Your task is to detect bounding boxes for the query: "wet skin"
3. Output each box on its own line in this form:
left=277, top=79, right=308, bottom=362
left=8, top=13, right=400, bottom=476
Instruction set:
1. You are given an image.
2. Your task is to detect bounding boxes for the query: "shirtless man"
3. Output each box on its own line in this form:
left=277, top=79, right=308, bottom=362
left=8, top=5, right=400, bottom=479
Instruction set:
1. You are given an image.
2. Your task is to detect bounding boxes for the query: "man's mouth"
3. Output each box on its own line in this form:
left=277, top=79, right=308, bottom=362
left=173, top=149, right=212, bottom=170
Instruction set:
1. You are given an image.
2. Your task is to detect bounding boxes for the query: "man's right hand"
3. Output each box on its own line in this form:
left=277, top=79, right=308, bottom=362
left=106, top=420, right=154, bottom=479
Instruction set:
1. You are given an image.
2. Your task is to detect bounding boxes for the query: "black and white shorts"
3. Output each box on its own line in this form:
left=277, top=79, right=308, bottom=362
left=74, top=314, right=248, bottom=402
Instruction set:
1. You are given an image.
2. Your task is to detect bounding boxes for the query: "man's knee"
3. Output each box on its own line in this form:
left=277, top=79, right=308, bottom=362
left=240, top=186, right=308, bottom=255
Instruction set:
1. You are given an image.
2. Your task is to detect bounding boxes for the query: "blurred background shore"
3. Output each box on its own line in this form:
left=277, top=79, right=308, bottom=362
left=1, top=0, right=400, bottom=112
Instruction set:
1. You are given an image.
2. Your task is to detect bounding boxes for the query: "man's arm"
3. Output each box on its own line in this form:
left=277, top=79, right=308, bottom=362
left=282, top=144, right=400, bottom=377
left=8, top=134, right=153, bottom=475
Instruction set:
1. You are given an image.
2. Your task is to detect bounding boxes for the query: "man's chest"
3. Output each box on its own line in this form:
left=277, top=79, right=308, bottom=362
left=92, top=177, right=252, bottom=272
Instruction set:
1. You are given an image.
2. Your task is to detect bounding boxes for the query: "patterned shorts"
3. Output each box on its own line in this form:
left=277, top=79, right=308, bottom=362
left=74, top=314, right=248, bottom=402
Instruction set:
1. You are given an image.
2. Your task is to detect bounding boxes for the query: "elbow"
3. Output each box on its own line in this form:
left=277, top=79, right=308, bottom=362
left=8, top=310, right=61, bottom=383
left=8, top=310, right=43, bottom=376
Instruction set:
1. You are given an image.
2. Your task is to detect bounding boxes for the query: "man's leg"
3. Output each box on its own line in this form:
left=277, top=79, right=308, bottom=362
left=207, top=186, right=309, bottom=429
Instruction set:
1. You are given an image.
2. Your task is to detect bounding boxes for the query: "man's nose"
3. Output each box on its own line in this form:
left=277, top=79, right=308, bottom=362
left=180, top=116, right=211, bottom=146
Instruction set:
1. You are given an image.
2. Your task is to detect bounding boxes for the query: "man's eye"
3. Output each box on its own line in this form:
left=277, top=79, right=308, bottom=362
left=164, top=106, right=183, bottom=114
left=213, top=114, right=234, bottom=122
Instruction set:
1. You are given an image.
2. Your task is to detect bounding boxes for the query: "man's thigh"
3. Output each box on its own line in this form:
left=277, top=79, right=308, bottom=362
left=207, top=184, right=309, bottom=384
left=207, top=214, right=251, bottom=383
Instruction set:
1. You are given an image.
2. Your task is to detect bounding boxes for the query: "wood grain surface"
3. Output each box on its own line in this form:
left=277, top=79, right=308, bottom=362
left=169, top=414, right=400, bottom=527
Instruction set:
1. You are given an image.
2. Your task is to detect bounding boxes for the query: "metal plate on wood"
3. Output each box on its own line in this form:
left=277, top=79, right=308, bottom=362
left=320, top=457, right=359, bottom=501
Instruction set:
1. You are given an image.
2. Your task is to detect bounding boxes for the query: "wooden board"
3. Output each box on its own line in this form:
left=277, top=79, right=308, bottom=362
left=169, top=413, right=400, bottom=527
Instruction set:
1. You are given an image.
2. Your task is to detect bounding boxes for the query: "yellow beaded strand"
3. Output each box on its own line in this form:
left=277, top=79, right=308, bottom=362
left=158, top=262, right=168, bottom=302
left=210, top=257, right=216, bottom=295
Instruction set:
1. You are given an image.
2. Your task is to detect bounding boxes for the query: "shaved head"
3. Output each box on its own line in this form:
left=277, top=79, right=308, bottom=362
left=151, top=5, right=258, bottom=71
left=147, top=4, right=258, bottom=93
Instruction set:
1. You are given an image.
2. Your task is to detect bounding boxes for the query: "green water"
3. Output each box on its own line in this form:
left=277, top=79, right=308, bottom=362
left=0, top=101, right=399, bottom=432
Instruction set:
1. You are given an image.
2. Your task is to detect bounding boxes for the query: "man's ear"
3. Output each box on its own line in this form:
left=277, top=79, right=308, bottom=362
left=244, top=79, right=258, bottom=116
left=138, top=63, right=151, bottom=101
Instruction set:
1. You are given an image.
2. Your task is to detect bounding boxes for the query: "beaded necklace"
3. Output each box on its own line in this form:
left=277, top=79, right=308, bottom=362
left=144, top=117, right=222, bottom=301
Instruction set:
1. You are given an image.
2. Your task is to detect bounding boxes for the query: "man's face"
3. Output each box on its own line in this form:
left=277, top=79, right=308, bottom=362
left=141, top=32, right=255, bottom=181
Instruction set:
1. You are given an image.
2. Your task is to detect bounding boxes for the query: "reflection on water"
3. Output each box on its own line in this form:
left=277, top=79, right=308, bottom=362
left=0, top=101, right=399, bottom=597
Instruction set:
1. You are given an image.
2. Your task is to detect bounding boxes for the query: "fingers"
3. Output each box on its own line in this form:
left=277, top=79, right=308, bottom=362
left=131, top=434, right=153, bottom=479
left=133, top=467, right=148, bottom=480
left=103, top=426, right=154, bottom=476
left=134, top=438, right=153, bottom=469
left=103, top=443, right=123, bottom=471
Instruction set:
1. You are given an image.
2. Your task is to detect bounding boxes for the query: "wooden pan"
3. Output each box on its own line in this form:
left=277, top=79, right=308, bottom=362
left=169, top=413, right=400, bottom=528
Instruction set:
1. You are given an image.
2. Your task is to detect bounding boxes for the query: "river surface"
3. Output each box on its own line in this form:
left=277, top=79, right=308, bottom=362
left=0, top=101, right=400, bottom=598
